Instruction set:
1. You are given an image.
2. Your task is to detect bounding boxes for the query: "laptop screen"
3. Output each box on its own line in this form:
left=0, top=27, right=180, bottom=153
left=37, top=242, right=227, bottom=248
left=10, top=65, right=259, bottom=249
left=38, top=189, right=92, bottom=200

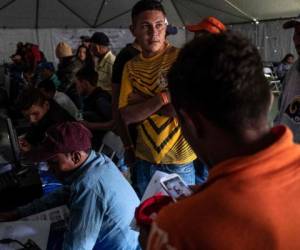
left=0, top=116, right=20, bottom=165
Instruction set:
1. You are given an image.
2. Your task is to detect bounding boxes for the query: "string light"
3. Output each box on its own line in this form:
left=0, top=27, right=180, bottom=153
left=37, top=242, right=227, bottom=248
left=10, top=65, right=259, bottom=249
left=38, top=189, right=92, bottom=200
left=253, top=18, right=260, bottom=25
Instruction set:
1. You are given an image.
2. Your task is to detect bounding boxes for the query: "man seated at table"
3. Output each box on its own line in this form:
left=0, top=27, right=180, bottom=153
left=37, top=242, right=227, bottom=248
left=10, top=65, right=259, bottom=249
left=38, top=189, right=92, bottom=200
left=17, top=87, right=75, bottom=153
left=38, top=79, right=79, bottom=120
left=0, top=122, right=140, bottom=250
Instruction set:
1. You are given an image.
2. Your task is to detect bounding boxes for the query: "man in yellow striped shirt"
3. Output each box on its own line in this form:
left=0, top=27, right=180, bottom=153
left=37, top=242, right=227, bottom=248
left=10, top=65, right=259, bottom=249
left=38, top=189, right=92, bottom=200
left=119, top=0, right=196, bottom=197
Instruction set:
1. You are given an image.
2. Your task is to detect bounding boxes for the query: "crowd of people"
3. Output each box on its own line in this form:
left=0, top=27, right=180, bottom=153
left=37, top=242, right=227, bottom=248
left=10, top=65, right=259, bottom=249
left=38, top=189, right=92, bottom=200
left=1, top=0, right=300, bottom=249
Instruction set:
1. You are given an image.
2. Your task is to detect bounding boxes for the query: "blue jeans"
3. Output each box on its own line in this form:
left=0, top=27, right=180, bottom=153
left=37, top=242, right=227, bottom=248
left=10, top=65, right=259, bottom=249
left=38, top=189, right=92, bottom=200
left=194, top=159, right=209, bottom=184
left=131, top=159, right=195, bottom=198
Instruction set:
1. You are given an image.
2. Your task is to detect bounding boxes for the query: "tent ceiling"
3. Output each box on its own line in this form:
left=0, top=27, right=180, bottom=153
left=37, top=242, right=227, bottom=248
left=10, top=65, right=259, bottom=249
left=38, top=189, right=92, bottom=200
left=0, top=0, right=299, bottom=28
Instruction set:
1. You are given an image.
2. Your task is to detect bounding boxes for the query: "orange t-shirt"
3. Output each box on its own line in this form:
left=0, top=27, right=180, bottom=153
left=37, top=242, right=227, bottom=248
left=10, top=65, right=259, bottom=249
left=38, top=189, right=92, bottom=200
left=148, top=126, right=300, bottom=250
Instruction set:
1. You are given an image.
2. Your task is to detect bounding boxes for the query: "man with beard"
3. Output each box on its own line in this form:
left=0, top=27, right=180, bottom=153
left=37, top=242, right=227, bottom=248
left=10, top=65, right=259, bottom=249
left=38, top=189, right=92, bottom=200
left=275, top=15, right=300, bottom=142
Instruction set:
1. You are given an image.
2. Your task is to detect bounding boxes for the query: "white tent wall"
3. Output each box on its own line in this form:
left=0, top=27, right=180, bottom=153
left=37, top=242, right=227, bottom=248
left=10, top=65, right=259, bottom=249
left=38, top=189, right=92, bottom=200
left=230, top=20, right=297, bottom=63
left=0, top=28, right=186, bottom=65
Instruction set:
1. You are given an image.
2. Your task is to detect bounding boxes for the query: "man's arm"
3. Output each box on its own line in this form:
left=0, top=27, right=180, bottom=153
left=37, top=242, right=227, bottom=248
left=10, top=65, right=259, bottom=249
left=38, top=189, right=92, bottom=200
left=120, top=94, right=165, bottom=125
left=17, top=186, right=70, bottom=218
left=80, top=120, right=114, bottom=131
left=112, top=83, right=121, bottom=121
left=62, top=187, right=104, bottom=250
left=0, top=186, right=70, bottom=221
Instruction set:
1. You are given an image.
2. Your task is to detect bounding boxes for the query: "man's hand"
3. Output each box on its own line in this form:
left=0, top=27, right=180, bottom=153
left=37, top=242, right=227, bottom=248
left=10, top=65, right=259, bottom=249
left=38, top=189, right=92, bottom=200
left=18, top=137, right=32, bottom=152
left=157, top=104, right=177, bottom=117
left=0, top=211, right=20, bottom=222
left=79, top=120, right=115, bottom=131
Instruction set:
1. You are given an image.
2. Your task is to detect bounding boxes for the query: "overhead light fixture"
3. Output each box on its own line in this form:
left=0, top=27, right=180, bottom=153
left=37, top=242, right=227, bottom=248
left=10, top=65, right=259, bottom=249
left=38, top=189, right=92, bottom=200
left=253, top=18, right=259, bottom=25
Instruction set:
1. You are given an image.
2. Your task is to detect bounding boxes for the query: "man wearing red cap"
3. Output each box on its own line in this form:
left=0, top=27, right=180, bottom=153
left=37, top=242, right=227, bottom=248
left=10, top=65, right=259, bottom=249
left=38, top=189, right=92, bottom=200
left=186, top=16, right=226, bottom=185
left=90, top=32, right=116, bottom=95
left=275, top=16, right=300, bottom=142
left=186, top=16, right=226, bottom=37
left=0, top=122, right=140, bottom=250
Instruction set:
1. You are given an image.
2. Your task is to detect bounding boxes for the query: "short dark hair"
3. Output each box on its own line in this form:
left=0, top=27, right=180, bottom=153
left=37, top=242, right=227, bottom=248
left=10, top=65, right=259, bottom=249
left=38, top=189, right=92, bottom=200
left=38, top=79, right=56, bottom=94
left=131, top=0, right=166, bottom=23
left=75, top=66, right=98, bottom=87
left=282, top=53, right=294, bottom=63
left=17, top=87, right=48, bottom=111
left=168, top=31, right=271, bottom=133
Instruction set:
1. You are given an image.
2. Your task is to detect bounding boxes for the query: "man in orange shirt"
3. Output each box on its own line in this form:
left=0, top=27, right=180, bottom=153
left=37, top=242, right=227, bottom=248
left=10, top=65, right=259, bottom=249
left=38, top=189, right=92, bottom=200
left=147, top=31, right=300, bottom=249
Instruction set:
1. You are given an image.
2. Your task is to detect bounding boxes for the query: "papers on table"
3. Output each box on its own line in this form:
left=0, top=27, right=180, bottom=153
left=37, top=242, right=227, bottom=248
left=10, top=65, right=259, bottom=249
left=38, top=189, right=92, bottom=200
left=0, top=221, right=50, bottom=250
left=0, top=206, right=69, bottom=250
left=141, top=171, right=168, bottom=202
left=21, top=205, right=69, bottom=223
left=130, top=171, right=170, bottom=231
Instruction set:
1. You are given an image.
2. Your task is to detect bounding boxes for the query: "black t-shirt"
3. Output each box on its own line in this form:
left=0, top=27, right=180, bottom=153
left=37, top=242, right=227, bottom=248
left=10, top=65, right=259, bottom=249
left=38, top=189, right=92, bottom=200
left=83, top=87, right=112, bottom=122
left=112, top=44, right=140, bottom=85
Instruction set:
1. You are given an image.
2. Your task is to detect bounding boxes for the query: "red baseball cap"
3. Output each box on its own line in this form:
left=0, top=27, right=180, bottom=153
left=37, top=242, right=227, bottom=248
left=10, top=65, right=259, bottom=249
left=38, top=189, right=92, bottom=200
left=135, top=194, right=173, bottom=227
left=28, top=122, right=92, bottom=162
left=186, top=16, right=226, bottom=34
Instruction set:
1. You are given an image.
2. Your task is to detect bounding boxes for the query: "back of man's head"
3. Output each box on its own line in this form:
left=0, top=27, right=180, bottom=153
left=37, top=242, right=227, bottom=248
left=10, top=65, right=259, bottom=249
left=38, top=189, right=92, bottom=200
left=38, top=79, right=56, bottom=96
left=168, top=31, right=271, bottom=133
left=17, top=87, right=48, bottom=112
left=131, top=0, right=166, bottom=23
left=76, top=67, right=98, bottom=87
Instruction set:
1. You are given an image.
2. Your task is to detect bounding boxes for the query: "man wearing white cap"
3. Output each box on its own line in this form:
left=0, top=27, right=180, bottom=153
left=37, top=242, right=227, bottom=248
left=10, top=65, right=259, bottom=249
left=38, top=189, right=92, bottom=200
left=275, top=15, right=300, bottom=142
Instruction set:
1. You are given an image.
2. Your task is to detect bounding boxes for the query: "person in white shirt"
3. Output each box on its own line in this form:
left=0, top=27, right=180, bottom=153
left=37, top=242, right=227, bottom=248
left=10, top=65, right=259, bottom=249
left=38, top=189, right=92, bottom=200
left=89, top=32, right=116, bottom=95
left=38, top=79, right=80, bottom=120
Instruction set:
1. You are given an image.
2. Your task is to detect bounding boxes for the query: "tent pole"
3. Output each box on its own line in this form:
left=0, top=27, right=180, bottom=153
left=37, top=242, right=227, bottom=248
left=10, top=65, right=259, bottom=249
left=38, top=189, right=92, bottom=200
left=224, top=0, right=256, bottom=22
left=57, top=0, right=93, bottom=27
left=35, top=0, right=40, bottom=29
left=93, top=0, right=106, bottom=27
left=35, top=0, right=40, bottom=44
left=96, top=9, right=131, bottom=28
left=183, top=0, right=246, bottom=20
left=0, top=0, right=16, bottom=12
left=169, top=0, right=185, bottom=26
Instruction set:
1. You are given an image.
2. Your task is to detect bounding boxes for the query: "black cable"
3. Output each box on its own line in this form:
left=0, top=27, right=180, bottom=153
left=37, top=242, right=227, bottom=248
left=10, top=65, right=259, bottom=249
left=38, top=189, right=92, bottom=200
left=0, top=238, right=27, bottom=247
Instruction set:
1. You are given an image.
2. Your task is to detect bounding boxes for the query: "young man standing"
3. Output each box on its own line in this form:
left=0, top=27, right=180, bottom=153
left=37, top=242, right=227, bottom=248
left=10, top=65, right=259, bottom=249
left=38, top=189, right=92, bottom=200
left=147, top=31, right=300, bottom=250
left=119, top=0, right=196, bottom=197
left=90, top=32, right=115, bottom=95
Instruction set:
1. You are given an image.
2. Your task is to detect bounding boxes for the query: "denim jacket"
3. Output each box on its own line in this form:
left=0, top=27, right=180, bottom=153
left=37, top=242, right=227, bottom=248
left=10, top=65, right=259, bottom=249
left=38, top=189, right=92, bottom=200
left=18, top=151, right=140, bottom=250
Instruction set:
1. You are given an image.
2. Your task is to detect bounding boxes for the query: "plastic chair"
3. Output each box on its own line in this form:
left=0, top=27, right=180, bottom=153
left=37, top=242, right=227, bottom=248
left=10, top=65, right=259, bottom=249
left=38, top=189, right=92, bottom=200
left=263, top=67, right=281, bottom=94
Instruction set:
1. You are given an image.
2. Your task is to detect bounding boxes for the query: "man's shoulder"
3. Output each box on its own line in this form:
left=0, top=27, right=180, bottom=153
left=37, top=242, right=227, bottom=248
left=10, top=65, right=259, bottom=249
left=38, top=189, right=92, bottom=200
left=115, top=45, right=140, bottom=64
left=72, top=153, right=112, bottom=189
left=54, top=91, right=69, bottom=100
left=156, top=193, right=204, bottom=230
left=106, top=51, right=116, bottom=62
left=149, top=194, right=209, bottom=249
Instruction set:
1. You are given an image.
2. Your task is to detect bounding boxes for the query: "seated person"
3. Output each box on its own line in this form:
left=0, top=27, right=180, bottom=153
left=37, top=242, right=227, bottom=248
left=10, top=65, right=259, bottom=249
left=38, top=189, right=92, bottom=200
left=276, top=53, right=294, bottom=81
left=38, top=79, right=79, bottom=120
left=0, top=122, right=140, bottom=250
left=56, top=42, right=82, bottom=109
left=75, top=66, right=112, bottom=122
left=75, top=67, right=113, bottom=149
left=147, top=32, right=300, bottom=249
left=39, top=62, right=61, bottom=89
left=17, top=87, right=75, bottom=152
